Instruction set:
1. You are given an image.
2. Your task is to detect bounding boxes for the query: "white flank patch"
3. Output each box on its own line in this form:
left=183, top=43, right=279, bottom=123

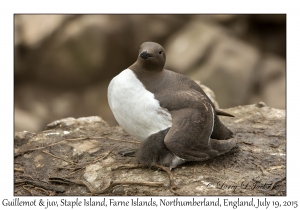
left=108, top=69, right=172, bottom=140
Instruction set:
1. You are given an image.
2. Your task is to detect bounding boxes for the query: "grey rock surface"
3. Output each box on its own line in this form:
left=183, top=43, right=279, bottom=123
left=14, top=103, right=286, bottom=196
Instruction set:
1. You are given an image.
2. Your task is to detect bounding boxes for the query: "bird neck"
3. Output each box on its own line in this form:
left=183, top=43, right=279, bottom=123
left=129, top=62, right=165, bottom=93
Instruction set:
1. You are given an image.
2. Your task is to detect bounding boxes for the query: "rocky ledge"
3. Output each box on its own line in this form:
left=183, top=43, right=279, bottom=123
left=14, top=103, right=285, bottom=196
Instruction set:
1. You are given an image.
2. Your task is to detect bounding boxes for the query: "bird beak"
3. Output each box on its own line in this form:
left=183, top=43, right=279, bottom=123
left=139, top=50, right=152, bottom=59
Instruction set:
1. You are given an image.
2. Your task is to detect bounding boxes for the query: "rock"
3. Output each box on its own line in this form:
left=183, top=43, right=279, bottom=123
left=14, top=105, right=286, bottom=196
left=14, top=108, right=44, bottom=132
left=14, top=131, right=36, bottom=147
left=250, top=54, right=286, bottom=109
left=255, top=101, right=267, bottom=108
left=14, top=15, right=71, bottom=47
left=165, top=20, right=221, bottom=74
left=46, top=117, right=77, bottom=129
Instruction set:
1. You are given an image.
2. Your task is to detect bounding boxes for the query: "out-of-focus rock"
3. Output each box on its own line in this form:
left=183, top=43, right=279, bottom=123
left=15, top=15, right=131, bottom=87
left=14, top=15, right=286, bottom=132
left=165, top=21, right=221, bottom=74
left=15, top=15, right=187, bottom=88
left=250, top=55, right=286, bottom=108
left=14, top=108, right=44, bottom=132
left=166, top=21, right=260, bottom=108
left=165, top=20, right=285, bottom=109
left=14, top=15, right=70, bottom=47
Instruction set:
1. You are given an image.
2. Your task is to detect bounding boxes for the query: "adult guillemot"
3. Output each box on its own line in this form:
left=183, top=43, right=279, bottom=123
left=108, top=42, right=236, bottom=169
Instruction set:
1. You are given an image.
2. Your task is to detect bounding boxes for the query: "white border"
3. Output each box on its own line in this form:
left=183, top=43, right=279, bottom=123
left=1, top=0, right=299, bottom=209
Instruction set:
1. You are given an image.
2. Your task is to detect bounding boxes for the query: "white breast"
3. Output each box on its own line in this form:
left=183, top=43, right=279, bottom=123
left=108, top=69, right=172, bottom=140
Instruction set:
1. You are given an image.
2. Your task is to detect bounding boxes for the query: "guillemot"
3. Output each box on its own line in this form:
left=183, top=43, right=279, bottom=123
left=108, top=42, right=236, bottom=169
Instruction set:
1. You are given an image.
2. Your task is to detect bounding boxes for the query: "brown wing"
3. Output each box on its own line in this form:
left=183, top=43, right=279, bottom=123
left=164, top=101, right=236, bottom=161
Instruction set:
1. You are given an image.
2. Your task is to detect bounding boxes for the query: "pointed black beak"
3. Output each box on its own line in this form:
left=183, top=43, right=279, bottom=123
left=140, top=50, right=152, bottom=59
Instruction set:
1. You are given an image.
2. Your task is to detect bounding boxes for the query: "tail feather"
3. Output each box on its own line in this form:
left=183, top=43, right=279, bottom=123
left=216, top=109, right=234, bottom=117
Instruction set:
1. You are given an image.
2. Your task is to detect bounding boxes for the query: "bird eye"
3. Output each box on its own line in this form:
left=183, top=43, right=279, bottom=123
left=159, top=50, right=162, bottom=54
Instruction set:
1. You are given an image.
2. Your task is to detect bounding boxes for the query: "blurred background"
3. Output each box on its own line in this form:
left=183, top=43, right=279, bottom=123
left=14, top=14, right=286, bottom=132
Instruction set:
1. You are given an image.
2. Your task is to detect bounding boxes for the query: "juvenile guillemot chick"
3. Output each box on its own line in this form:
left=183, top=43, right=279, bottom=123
left=107, top=42, right=236, bottom=169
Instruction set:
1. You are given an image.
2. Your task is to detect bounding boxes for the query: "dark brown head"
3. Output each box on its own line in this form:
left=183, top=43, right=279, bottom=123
left=131, top=42, right=166, bottom=72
